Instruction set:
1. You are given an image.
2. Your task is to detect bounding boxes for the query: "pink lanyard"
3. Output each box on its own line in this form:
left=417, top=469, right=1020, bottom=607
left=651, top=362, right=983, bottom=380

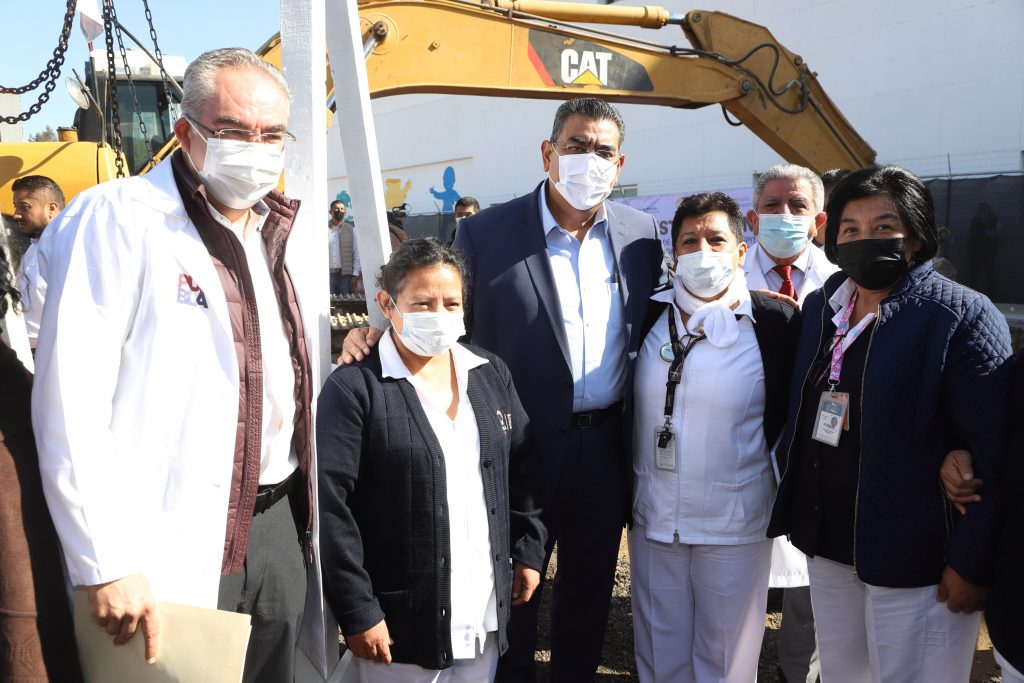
left=828, top=293, right=876, bottom=387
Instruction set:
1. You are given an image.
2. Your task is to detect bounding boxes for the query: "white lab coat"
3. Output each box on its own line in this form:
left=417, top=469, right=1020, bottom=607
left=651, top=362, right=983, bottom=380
left=16, top=239, right=45, bottom=348
left=32, top=158, right=324, bottom=637
left=745, top=242, right=839, bottom=588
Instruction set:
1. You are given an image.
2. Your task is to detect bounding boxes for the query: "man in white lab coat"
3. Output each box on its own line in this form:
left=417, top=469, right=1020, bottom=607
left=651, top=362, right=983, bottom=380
left=33, top=48, right=320, bottom=683
left=744, top=163, right=837, bottom=683
left=11, top=175, right=64, bottom=350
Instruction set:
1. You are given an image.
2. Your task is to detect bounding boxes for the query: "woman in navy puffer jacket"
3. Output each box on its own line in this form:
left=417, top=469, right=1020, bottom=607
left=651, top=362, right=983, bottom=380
left=767, top=165, right=1014, bottom=683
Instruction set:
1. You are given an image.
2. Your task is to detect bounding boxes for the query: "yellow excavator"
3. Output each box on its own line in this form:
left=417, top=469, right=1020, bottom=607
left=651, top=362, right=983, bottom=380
left=0, top=0, right=875, bottom=210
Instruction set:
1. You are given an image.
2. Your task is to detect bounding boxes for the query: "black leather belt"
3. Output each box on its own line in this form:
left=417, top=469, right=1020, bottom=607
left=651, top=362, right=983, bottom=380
left=253, top=468, right=300, bottom=516
left=570, top=402, right=621, bottom=429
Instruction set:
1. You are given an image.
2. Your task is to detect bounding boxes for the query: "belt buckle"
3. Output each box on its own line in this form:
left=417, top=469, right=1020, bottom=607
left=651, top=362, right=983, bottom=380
left=576, top=413, right=593, bottom=429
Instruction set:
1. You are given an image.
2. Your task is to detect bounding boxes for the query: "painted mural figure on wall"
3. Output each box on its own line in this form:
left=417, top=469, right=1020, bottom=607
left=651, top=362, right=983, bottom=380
left=384, top=178, right=412, bottom=210
left=429, top=166, right=461, bottom=212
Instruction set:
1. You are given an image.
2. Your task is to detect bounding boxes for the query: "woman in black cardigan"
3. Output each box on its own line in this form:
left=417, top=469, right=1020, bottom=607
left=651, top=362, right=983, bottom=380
left=317, top=238, right=546, bottom=681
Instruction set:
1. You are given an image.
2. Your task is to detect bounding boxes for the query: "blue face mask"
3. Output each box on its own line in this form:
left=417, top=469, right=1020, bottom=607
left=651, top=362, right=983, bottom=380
left=757, top=213, right=813, bottom=259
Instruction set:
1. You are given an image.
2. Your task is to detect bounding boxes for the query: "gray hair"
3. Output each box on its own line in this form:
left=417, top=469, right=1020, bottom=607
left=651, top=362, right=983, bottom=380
left=180, top=48, right=290, bottom=121
left=752, top=163, right=825, bottom=214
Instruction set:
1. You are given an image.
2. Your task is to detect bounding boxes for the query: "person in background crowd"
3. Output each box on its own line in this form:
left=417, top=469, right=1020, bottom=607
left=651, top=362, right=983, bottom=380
left=745, top=164, right=838, bottom=304
left=351, top=205, right=409, bottom=297
left=0, top=246, right=83, bottom=682
left=341, top=97, right=667, bottom=682
left=33, top=47, right=321, bottom=682
left=966, top=202, right=1003, bottom=298
left=768, top=165, right=1013, bottom=682
left=317, top=238, right=546, bottom=682
left=329, top=199, right=357, bottom=296
left=450, top=196, right=480, bottom=243
left=815, top=169, right=851, bottom=247
left=630, top=192, right=799, bottom=682
left=12, top=175, right=64, bottom=349
left=744, top=163, right=835, bottom=683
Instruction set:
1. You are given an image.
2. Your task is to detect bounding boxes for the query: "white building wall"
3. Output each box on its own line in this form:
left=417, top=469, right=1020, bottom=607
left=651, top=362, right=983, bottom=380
left=325, top=0, right=1024, bottom=218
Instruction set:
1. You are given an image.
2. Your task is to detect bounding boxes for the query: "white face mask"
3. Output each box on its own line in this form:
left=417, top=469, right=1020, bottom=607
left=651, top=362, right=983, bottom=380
left=189, top=123, right=285, bottom=210
left=756, top=213, right=813, bottom=259
left=551, top=149, right=618, bottom=211
left=392, top=305, right=466, bottom=357
left=674, top=249, right=736, bottom=299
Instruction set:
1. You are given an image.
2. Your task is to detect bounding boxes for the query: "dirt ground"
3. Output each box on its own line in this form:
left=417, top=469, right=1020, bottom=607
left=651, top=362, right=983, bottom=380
left=529, top=533, right=1004, bottom=682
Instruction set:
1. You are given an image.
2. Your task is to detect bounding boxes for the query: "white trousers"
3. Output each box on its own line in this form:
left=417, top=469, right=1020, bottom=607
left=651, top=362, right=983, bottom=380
left=996, top=648, right=1024, bottom=683
left=628, top=528, right=772, bottom=683
left=807, top=556, right=981, bottom=683
left=346, top=633, right=498, bottom=683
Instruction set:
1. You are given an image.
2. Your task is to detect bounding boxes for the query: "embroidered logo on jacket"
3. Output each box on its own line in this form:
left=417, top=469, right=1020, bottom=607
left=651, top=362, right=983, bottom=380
left=177, top=273, right=208, bottom=309
left=496, top=410, right=512, bottom=434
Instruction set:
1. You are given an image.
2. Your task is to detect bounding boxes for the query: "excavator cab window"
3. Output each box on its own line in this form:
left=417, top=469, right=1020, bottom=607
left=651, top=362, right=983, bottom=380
left=72, top=63, right=181, bottom=176
left=113, top=80, right=178, bottom=174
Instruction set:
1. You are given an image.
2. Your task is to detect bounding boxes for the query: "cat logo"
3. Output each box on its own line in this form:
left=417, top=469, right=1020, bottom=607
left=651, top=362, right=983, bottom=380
left=561, top=49, right=612, bottom=86
left=527, top=29, right=654, bottom=92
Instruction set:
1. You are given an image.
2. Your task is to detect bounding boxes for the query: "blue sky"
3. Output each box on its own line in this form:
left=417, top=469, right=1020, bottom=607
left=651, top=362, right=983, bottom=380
left=2, top=0, right=280, bottom=138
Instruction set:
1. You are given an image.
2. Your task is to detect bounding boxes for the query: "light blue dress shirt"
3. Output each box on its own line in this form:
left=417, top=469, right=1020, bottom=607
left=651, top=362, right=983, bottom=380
left=539, top=184, right=627, bottom=412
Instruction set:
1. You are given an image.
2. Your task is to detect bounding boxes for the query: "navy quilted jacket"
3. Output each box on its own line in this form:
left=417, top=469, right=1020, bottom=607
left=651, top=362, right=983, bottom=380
left=767, top=262, right=1014, bottom=587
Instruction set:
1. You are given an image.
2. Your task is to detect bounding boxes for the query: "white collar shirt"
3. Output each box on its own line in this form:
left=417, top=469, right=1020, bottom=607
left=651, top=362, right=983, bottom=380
left=327, top=223, right=343, bottom=270
left=631, top=287, right=774, bottom=544
left=755, top=239, right=812, bottom=294
left=828, top=276, right=859, bottom=325
left=16, top=238, right=45, bottom=347
left=379, top=332, right=497, bottom=658
left=206, top=200, right=298, bottom=485
left=539, top=184, right=626, bottom=411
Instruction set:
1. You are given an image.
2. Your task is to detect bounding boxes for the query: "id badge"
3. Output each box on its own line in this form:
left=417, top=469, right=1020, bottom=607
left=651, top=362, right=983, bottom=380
left=812, top=392, right=849, bottom=447
left=655, top=427, right=676, bottom=472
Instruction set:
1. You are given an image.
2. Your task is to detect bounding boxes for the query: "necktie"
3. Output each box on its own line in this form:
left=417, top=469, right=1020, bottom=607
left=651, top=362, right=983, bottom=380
left=773, top=264, right=797, bottom=300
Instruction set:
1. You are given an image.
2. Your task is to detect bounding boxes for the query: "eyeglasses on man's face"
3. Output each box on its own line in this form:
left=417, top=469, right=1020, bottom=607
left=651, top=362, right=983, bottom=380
left=186, top=115, right=296, bottom=146
left=550, top=140, right=621, bottom=163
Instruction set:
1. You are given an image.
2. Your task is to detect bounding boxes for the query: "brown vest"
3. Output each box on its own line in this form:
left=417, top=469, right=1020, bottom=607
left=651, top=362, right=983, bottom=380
left=171, top=150, right=313, bottom=574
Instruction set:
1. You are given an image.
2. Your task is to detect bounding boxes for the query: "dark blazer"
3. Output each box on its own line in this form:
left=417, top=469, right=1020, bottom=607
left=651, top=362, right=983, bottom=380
left=640, top=289, right=801, bottom=451
left=985, top=348, right=1024, bottom=671
left=453, top=181, right=667, bottom=504
left=316, top=343, right=546, bottom=670
left=768, top=263, right=1014, bottom=587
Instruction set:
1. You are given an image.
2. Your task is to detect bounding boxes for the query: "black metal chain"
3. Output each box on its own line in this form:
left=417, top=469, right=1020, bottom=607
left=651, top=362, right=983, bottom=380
left=103, top=0, right=126, bottom=178
left=0, top=0, right=77, bottom=124
left=142, top=0, right=179, bottom=107
left=112, top=4, right=153, bottom=160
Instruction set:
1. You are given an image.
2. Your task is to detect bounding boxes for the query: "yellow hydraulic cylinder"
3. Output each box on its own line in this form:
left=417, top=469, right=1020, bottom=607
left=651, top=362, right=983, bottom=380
left=491, top=0, right=673, bottom=28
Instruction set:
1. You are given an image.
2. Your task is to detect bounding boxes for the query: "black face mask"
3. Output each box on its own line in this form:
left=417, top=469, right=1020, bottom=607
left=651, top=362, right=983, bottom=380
left=332, top=210, right=345, bottom=221
left=835, top=237, right=910, bottom=291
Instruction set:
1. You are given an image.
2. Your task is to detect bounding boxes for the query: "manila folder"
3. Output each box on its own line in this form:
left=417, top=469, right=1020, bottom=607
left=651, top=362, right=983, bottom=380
left=73, top=588, right=252, bottom=683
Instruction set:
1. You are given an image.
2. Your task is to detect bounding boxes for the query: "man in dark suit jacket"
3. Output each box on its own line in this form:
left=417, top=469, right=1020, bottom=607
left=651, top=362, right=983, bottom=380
left=454, top=98, right=665, bottom=682
left=342, top=97, right=666, bottom=681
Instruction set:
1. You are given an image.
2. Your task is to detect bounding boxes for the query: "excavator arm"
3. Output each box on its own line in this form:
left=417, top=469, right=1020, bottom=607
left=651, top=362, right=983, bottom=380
left=259, top=0, right=875, bottom=173
left=3, top=0, right=874, bottom=209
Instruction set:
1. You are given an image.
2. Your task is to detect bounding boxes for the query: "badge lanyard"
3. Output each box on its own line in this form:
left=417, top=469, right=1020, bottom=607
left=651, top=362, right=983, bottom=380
left=811, top=292, right=876, bottom=447
left=658, top=310, right=706, bottom=449
left=827, top=292, right=876, bottom=391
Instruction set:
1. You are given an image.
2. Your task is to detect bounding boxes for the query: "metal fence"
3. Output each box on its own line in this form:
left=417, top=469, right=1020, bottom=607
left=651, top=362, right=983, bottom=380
left=926, top=173, right=1023, bottom=305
